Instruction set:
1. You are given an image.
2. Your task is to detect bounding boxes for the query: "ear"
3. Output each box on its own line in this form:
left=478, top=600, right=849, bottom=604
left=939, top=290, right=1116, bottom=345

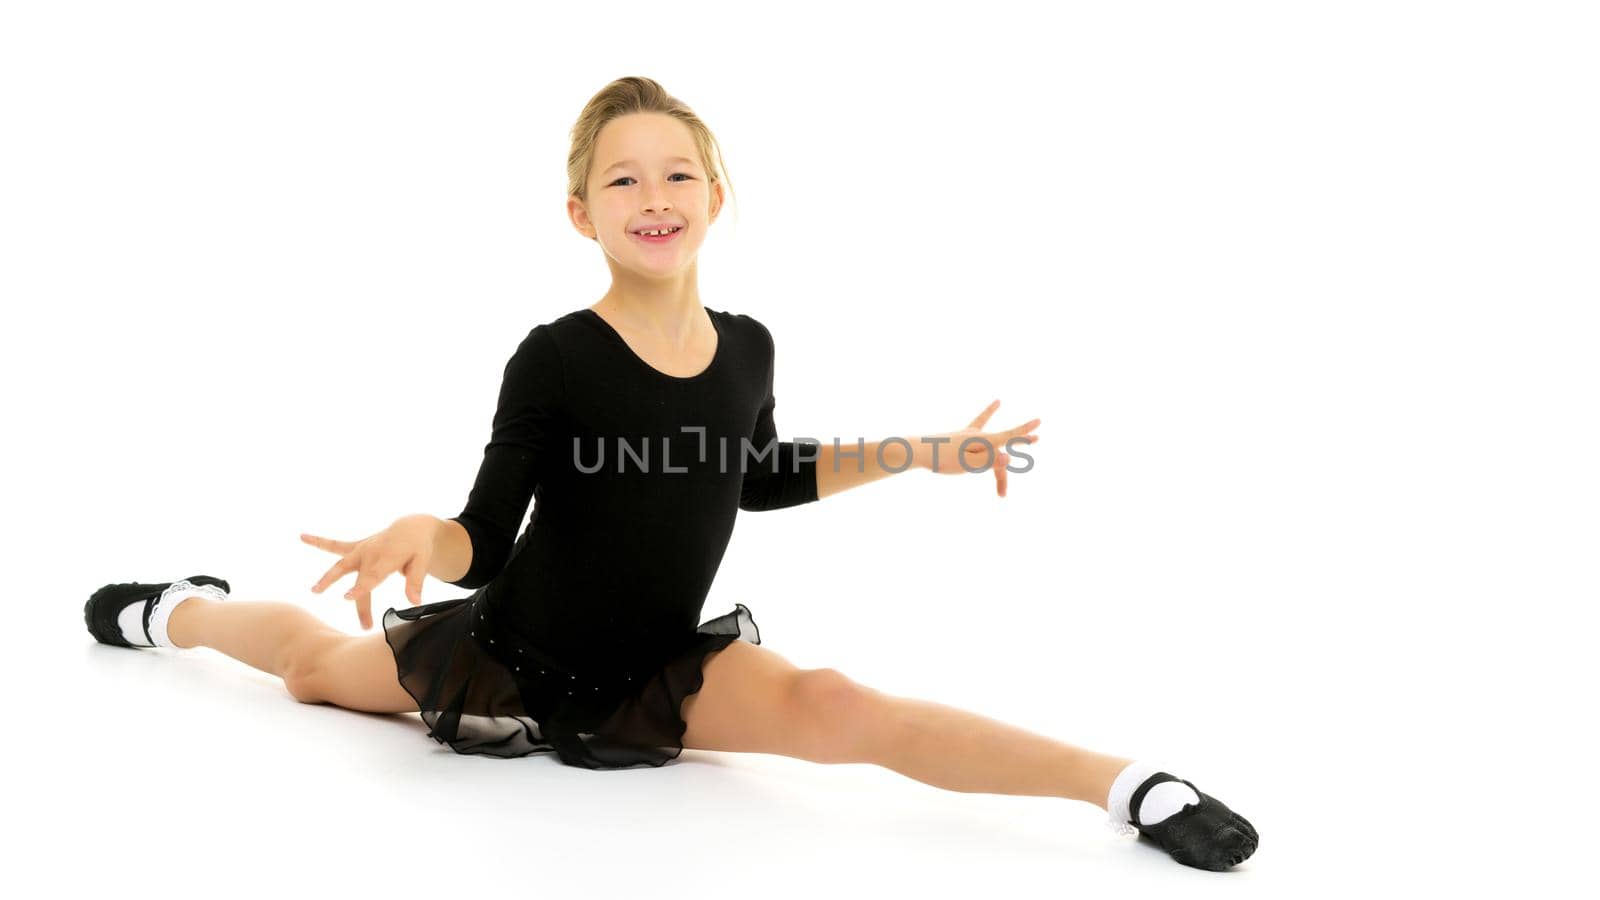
left=708, top=179, right=725, bottom=224
left=567, top=194, right=597, bottom=240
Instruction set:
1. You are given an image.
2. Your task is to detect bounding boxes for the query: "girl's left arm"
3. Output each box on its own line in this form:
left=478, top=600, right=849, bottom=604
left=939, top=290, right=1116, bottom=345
left=813, top=439, right=914, bottom=499
left=815, top=400, right=1040, bottom=500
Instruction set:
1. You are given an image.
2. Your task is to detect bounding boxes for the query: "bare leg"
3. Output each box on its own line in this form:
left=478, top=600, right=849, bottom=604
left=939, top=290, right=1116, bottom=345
left=869, top=692, right=1132, bottom=808
left=166, top=597, right=416, bottom=714
left=682, top=641, right=1131, bottom=808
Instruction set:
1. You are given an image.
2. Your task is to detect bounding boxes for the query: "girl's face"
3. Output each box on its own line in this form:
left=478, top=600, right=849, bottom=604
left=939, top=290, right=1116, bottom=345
left=570, top=112, right=722, bottom=278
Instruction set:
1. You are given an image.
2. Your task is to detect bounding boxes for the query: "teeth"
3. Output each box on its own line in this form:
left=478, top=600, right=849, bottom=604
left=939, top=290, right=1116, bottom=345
left=638, top=227, right=680, bottom=236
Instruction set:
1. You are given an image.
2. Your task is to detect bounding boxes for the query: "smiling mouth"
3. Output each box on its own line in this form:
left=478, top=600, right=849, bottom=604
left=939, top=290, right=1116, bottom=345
left=631, top=225, right=684, bottom=242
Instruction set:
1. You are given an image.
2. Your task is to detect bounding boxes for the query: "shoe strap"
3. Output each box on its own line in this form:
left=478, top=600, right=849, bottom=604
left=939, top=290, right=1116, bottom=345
left=1127, top=770, right=1181, bottom=826
left=140, top=588, right=158, bottom=646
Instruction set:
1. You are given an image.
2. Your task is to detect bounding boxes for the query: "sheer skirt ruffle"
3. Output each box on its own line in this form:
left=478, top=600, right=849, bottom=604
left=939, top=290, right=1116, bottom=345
left=381, top=590, right=760, bottom=769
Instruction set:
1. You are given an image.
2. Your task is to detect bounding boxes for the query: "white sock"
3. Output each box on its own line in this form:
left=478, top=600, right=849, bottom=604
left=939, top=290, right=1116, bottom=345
left=145, top=581, right=228, bottom=648
left=1106, top=760, right=1201, bottom=833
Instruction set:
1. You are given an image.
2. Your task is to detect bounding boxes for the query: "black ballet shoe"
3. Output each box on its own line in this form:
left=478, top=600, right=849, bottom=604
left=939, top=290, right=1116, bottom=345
left=1127, top=771, right=1259, bottom=871
left=84, top=575, right=232, bottom=648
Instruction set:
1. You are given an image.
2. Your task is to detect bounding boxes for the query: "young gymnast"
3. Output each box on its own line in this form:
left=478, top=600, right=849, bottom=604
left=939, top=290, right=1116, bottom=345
left=84, top=76, right=1257, bottom=871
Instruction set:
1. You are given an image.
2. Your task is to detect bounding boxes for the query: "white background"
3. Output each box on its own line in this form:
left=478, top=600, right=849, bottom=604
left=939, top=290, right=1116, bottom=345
left=4, top=1, right=1595, bottom=897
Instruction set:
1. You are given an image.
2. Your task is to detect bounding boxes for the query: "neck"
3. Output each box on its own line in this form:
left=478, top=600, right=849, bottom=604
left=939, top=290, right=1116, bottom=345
left=593, top=279, right=706, bottom=340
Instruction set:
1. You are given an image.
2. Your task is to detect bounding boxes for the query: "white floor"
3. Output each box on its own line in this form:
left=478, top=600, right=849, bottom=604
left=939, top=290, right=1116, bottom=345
left=59, top=636, right=1248, bottom=898
left=25, top=597, right=1580, bottom=900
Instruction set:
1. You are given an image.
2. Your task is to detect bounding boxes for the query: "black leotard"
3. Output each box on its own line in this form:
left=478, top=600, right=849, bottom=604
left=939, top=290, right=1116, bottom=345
left=445, top=306, right=818, bottom=671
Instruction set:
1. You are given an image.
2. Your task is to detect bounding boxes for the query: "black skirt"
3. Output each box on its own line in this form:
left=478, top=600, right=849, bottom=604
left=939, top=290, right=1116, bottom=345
left=381, top=588, right=760, bottom=769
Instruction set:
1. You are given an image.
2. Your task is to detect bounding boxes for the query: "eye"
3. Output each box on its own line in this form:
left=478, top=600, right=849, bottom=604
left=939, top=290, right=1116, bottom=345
left=608, top=173, right=694, bottom=187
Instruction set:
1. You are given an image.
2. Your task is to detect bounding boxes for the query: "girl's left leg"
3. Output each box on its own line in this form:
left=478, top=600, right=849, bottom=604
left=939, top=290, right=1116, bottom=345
left=684, top=647, right=1260, bottom=870
left=680, top=640, right=1130, bottom=807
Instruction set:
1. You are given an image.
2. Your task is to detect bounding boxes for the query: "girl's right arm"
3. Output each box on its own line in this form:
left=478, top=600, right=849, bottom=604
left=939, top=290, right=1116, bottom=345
left=441, top=323, right=565, bottom=589
left=303, top=324, right=561, bottom=627
left=428, top=516, right=473, bottom=585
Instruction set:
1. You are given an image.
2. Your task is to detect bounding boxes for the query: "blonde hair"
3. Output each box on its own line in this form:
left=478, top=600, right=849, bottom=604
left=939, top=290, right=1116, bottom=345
left=566, top=76, right=735, bottom=218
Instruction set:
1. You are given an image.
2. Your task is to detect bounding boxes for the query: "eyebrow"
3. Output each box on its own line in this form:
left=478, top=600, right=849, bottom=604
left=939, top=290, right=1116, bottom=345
left=601, top=156, right=699, bottom=175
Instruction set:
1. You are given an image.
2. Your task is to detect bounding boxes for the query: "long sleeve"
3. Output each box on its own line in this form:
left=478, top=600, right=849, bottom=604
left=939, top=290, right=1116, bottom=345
left=739, top=321, right=819, bottom=512
left=448, top=324, right=565, bottom=588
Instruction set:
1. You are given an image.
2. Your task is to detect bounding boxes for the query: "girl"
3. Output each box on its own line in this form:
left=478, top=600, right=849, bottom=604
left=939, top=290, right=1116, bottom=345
left=83, top=76, right=1257, bottom=871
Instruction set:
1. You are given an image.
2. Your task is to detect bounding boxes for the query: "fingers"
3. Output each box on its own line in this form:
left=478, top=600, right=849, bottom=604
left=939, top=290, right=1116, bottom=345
left=936, top=408, right=1038, bottom=492
left=951, top=435, right=999, bottom=472
left=952, top=435, right=1020, bottom=496
left=964, top=404, right=1041, bottom=451
left=976, top=429, right=1037, bottom=456
left=357, top=592, right=373, bottom=631
left=300, top=533, right=355, bottom=556
left=402, top=556, right=426, bottom=607
left=999, top=431, right=1039, bottom=466
left=346, top=570, right=384, bottom=612
left=966, top=398, right=1000, bottom=431
left=1005, top=417, right=1042, bottom=440
left=310, top=557, right=357, bottom=595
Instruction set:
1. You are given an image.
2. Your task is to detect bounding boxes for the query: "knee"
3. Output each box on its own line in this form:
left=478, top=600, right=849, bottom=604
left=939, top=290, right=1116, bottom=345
left=788, top=668, right=885, bottom=763
left=281, top=636, right=340, bottom=704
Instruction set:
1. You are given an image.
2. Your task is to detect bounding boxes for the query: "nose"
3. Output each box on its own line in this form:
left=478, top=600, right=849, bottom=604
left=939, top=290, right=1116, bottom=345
left=642, top=182, right=672, bottom=215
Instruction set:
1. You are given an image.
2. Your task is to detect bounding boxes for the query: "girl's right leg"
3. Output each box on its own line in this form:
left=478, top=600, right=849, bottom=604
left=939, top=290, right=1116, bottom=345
left=164, top=597, right=418, bottom=714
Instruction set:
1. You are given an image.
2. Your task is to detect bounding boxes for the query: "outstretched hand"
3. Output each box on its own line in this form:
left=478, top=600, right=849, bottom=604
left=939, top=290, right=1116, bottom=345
left=913, top=399, right=1040, bottom=497
left=301, top=515, right=437, bottom=630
